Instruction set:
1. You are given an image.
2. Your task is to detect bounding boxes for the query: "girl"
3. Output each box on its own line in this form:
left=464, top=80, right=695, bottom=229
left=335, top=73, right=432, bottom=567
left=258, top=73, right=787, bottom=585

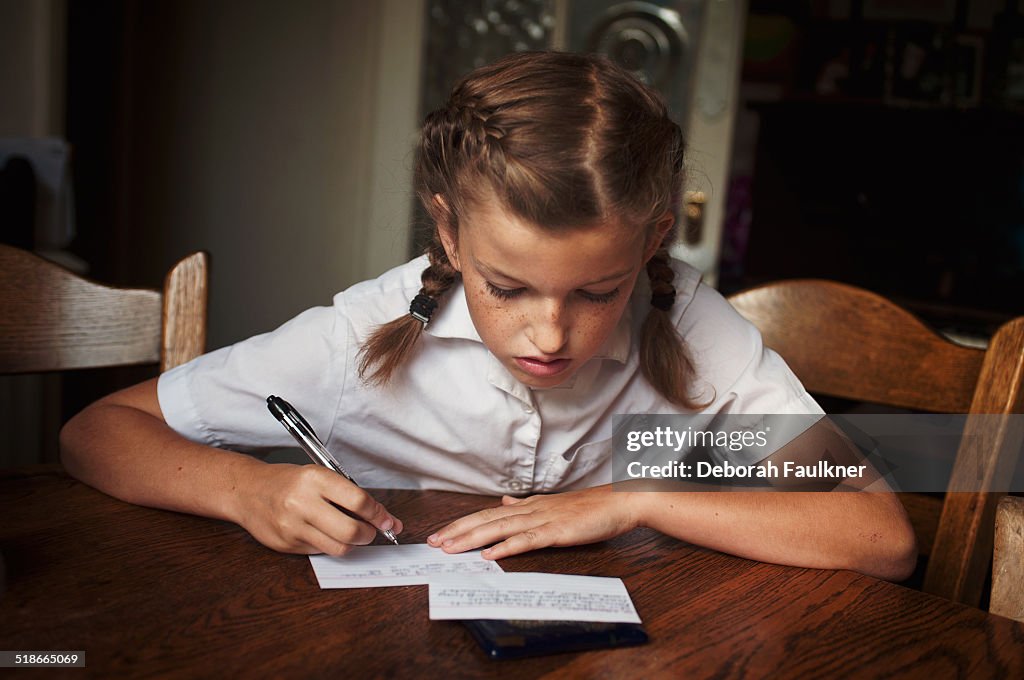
left=61, top=51, right=915, bottom=581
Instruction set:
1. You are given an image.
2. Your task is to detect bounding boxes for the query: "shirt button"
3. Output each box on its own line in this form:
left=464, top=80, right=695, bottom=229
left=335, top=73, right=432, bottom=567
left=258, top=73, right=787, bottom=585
left=523, top=405, right=534, bottom=414
left=508, top=479, right=524, bottom=492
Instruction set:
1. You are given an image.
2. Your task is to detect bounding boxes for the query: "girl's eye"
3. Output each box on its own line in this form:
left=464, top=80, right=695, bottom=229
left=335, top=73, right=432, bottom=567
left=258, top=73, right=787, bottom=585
left=485, top=281, right=525, bottom=300
left=578, top=288, right=620, bottom=304
left=484, top=282, right=620, bottom=303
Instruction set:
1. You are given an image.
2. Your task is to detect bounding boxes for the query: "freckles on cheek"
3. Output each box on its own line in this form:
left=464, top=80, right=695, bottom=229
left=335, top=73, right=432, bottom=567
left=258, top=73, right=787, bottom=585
left=467, top=287, right=496, bottom=311
left=574, top=306, right=623, bottom=349
left=466, top=287, right=515, bottom=336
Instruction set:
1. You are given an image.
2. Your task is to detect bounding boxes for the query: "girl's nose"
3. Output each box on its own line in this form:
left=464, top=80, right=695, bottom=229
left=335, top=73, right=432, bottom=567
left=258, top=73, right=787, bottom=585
left=528, top=301, right=569, bottom=355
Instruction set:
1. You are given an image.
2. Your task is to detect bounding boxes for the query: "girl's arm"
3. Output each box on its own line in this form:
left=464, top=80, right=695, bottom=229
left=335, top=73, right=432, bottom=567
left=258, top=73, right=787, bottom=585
left=429, top=426, right=918, bottom=582
left=429, top=487, right=916, bottom=581
left=60, top=378, right=402, bottom=554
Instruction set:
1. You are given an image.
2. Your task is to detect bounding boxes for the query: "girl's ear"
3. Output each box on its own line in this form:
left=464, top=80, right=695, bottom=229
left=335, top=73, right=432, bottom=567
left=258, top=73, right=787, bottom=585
left=434, top=194, right=462, bottom=271
left=643, top=212, right=675, bottom=262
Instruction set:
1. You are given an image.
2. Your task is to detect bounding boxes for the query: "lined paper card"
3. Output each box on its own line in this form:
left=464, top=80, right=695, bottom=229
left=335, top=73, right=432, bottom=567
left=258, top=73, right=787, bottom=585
left=428, top=572, right=642, bottom=623
left=309, top=544, right=503, bottom=589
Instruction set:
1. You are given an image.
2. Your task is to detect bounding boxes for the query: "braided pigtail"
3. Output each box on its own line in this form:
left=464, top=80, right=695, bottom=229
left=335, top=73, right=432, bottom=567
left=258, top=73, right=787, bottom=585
left=359, top=69, right=521, bottom=388
left=640, top=247, right=710, bottom=409
left=357, top=234, right=460, bottom=386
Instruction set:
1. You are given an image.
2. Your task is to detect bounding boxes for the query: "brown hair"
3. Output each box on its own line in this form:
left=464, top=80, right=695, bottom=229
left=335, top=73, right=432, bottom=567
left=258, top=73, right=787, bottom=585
left=359, top=51, right=705, bottom=408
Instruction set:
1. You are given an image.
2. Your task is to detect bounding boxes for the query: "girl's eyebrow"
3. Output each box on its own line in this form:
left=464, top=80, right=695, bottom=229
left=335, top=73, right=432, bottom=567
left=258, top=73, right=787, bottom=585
left=475, top=258, right=634, bottom=287
left=474, top=260, right=523, bottom=283
left=580, top=269, right=636, bottom=286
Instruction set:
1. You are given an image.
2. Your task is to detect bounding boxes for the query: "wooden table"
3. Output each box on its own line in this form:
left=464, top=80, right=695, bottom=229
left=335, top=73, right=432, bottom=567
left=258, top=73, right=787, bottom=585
left=1, top=466, right=1022, bottom=678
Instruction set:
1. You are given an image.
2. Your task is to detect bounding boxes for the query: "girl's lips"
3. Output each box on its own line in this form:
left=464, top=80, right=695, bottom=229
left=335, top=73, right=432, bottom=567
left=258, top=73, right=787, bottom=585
left=514, top=357, right=571, bottom=378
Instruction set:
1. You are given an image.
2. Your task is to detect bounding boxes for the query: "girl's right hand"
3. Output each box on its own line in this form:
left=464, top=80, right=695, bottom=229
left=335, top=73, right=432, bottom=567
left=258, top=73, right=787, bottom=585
left=232, top=462, right=402, bottom=555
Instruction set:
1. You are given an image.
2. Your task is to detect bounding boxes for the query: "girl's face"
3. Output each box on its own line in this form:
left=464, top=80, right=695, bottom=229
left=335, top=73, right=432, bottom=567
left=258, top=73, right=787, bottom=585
left=439, top=198, right=669, bottom=389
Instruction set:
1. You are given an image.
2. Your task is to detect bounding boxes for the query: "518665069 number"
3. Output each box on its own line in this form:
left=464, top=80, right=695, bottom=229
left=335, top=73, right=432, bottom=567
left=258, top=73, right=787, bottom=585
left=1, top=651, right=85, bottom=667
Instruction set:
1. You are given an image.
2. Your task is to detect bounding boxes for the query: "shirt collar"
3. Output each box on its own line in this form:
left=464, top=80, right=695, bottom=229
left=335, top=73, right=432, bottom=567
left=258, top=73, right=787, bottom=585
left=594, top=301, right=632, bottom=364
left=424, top=281, right=482, bottom=342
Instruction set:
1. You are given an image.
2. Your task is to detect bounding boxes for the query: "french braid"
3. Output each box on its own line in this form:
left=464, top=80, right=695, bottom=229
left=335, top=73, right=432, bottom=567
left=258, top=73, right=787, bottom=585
left=359, top=68, right=514, bottom=385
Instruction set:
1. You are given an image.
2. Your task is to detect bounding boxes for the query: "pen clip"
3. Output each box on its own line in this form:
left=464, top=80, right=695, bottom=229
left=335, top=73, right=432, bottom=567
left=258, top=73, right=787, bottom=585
left=268, top=395, right=321, bottom=443
left=267, top=395, right=355, bottom=482
left=288, top=403, right=321, bottom=443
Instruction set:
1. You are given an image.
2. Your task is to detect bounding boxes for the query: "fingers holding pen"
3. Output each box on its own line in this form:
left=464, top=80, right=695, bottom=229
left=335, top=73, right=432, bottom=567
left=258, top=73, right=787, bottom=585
left=274, top=526, right=356, bottom=557
left=265, top=395, right=402, bottom=547
left=320, top=473, right=404, bottom=539
left=236, top=463, right=401, bottom=555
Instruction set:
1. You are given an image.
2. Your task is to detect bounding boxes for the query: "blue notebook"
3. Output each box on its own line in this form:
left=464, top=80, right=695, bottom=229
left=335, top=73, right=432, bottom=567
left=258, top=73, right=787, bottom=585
left=461, top=619, right=648, bottom=659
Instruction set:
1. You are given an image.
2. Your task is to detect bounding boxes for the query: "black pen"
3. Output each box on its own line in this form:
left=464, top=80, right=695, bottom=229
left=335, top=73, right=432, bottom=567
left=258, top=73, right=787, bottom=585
left=266, top=395, right=399, bottom=545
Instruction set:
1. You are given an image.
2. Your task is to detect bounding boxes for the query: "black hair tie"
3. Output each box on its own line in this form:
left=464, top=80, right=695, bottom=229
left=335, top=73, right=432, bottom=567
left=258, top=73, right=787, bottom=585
left=651, top=291, right=675, bottom=312
left=409, top=293, right=438, bottom=324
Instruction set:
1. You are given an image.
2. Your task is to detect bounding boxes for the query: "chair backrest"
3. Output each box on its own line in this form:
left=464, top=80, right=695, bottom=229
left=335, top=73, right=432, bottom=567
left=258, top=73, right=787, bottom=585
left=728, top=279, right=1024, bottom=607
left=0, top=245, right=208, bottom=374
left=991, top=495, right=1024, bottom=622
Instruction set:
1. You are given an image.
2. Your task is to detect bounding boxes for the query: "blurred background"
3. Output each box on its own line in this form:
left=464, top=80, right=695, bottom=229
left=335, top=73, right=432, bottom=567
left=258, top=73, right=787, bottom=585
left=2, top=0, right=1022, bottom=466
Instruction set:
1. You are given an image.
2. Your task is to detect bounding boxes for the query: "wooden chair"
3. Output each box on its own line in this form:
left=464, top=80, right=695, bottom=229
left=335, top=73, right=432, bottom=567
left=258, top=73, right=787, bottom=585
left=991, top=495, right=1024, bottom=621
left=0, top=244, right=208, bottom=374
left=727, top=279, right=1024, bottom=607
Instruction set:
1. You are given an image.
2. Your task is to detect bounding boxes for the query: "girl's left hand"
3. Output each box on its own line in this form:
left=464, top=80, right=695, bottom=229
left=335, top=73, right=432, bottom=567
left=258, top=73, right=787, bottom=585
left=426, top=485, right=639, bottom=560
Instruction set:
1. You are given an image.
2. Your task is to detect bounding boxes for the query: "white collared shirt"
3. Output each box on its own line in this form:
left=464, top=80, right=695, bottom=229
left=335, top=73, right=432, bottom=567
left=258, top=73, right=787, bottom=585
left=158, top=255, right=821, bottom=495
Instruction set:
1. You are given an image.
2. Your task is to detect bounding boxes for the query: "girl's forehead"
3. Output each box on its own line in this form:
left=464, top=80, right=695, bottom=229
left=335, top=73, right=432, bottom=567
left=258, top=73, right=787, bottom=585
left=461, top=199, right=643, bottom=242
left=459, top=201, right=647, bottom=281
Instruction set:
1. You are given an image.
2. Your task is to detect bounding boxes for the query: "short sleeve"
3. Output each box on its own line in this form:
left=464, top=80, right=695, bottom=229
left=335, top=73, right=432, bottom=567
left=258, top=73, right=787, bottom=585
left=669, top=283, right=823, bottom=466
left=157, top=304, right=347, bottom=454
left=678, top=283, right=823, bottom=417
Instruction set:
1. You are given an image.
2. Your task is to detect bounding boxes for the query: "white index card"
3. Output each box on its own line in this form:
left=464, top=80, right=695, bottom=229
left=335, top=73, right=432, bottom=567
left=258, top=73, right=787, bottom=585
left=428, top=572, right=642, bottom=623
left=309, top=543, right=503, bottom=589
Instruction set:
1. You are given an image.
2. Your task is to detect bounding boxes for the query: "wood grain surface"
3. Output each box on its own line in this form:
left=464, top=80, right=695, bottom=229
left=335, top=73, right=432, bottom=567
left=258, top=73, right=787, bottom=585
left=0, top=245, right=162, bottom=373
left=1, top=467, right=1022, bottom=679
left=159, top=251, right=208, bottom=372
left=727, top=280, right=986, bottom=413
left=728, top=280, right=1024, bottom=608
left=0, top=246, right=208, bottom=375
left=992, top=496, right=1024, bottom=622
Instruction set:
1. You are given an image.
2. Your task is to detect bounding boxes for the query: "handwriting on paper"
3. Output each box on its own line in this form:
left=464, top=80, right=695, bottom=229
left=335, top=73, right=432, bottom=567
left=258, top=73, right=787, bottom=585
left=428, top=572, right=641, bottom=623
left=309, top=544, right=503, bottom=589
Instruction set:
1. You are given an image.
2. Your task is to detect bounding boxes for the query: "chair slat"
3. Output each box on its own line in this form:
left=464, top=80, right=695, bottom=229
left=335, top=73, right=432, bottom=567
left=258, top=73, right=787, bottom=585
left=991, top=496, right=1024, bottom=621
left=729, top=279, right=1024, bottom=608
left=0, top=245, right=208, bottom=375
left=924, top=317, right=1024, bottom=604
left=161, top=252, right=209, bottom=372
left=728, top=280, right=984, bottom=412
